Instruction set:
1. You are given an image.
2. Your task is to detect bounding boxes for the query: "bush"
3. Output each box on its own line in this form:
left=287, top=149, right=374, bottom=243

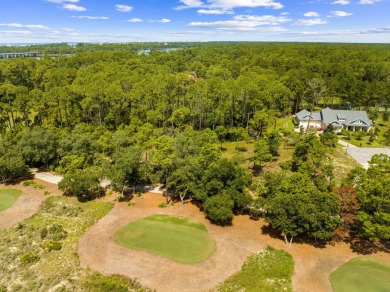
left=236, top=146, right=247, bottom=152
left=41, top=240, right=62, bottom=252
left=383, top=111, right=389, bottom=122
left=83, top=273, right=148, bottom=292
left=20, top=252, right=40, bottom=264
left=203, top=194, right=234, bottom=225
left=21, top=180, right=45, bottom=189
left=22, top=180, right=35, bottom=186
left=158, top=201, right=167, bottom=208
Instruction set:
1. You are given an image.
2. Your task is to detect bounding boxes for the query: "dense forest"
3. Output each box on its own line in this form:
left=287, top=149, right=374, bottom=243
left=1, top=42, right=389, bottom=243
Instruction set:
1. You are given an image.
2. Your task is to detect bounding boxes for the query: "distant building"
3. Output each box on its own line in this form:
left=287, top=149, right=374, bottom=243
left=295, top=107, right=373, bottom=132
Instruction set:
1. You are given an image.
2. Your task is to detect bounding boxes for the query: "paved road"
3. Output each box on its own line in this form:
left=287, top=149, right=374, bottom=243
left=338, top=140, right=390, bottom=169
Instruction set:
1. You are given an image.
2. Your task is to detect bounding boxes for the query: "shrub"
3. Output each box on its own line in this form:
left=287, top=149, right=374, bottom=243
left=20, top=252, right=40, bottom=264
left=203, top=194, right=234, bottom=225
left=83, top=273, right=147, bottom=292
left=22, top=180, right=35, bottom=186
left=158, top=202, right=167, bottom=208
left=41, top=240, right=62, bottom=252
left=236, top=146, right=247, bottom=152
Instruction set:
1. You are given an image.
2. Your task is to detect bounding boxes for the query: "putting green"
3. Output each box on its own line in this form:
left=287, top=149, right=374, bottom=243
left=330, top=257, right=390, bottom=292
left=114, top=214, right=216, bottom=263
left=0, top=189, right=22, bottom=212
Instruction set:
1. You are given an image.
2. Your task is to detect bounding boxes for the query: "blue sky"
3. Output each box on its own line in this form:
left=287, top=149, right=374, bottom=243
left=0, top=0, right=389, bottom=43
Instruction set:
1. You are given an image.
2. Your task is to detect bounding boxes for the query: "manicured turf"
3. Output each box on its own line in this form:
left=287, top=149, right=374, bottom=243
left=0, top=189, right=22, bottom=212
left=330, top=257, right=390, bottom=292
left=114, top=214, right=216, bottom=263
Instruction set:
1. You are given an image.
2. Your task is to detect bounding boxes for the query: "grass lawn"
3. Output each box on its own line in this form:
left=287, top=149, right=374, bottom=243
left=330, top=257, right=390, bottom=292
left=332, top=145, right=361, bottom=184
left=217, top=246, right=294, bottom=292
left=0, top=189, right=22, bottom=212
left=114, top=214, right=216, bottom=264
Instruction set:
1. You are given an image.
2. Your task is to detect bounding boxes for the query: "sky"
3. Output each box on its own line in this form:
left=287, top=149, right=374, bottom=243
left=0, top=0, right=389, bottom=43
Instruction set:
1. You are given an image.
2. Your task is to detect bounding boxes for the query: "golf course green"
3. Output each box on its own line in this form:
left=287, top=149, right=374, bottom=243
left=0, top=189, right=22, bottom=212
left=330, top=257, right=390, bottom=292
left=114, top=214, right=216, bottom=263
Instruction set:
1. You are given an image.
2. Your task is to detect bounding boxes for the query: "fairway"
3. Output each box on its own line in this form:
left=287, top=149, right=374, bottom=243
left=0, top=189, right=22, bottom=212
left=330, top=257, right=390, bottom=292
left=114, top=214, right=216, bottom=264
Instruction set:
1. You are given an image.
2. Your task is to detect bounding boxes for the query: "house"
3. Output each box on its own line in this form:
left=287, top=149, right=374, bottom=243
left=295, top=107, right=373, bottom=132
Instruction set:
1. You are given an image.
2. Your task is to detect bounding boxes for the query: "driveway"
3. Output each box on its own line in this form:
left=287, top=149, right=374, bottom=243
left=338, top=140, right=390, bottom=169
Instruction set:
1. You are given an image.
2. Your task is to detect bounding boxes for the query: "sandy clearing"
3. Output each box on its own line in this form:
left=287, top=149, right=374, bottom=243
left=0, top=179, right=61, bottom=230
left=78, top=192, right=390, bottom=292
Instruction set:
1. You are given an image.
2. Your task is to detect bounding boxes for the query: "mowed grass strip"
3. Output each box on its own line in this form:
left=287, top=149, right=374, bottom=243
left=330, top=257, right=390, bottom=292
left=0, top=189, right=22, bottom=212
left=114, top=214, right=216, bottom=264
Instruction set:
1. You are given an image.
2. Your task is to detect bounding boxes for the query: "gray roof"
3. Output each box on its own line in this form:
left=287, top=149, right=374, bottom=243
left=321, top=107, right=372, bottom=127
left=296, top=109, right=321, bottom=121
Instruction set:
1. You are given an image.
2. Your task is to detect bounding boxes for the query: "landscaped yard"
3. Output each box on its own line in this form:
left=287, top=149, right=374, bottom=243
left=330, top=257, right=390, bottom=292
left=0, top=189, right=22, bottom=212
left=114, top=214, right=216, bottom=264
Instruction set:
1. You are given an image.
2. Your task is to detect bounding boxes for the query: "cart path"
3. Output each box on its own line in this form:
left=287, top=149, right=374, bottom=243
left=338, top=140, right=390, bottom=169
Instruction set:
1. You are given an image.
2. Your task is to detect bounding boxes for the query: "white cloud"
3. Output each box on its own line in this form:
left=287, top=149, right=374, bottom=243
left=71, top=16, right=109, bottom=20
left=177, top=0, right=283, bottom=10
left=189, top=14, right=291, bottom=31
left=304, top=12, right=319, bottom=17
left=197, top=8, right=233, bottom=14
left=331, top=0, right=350, bottom=4
left=115, top=4, right=133, bottom=12
left=0, top=30, right=33, bottom=35
left=294, top=18, right=327, bottom=26
left=127, top=18, right=143, bottom=22
left=359, top=0, right=380, bottom=4
left=63, top=4, right=87, bottom=11
left=329, top=11, right=352, bottom=17
left=179, top=0, right=204, bottom=7
left=159, top=19, right=171, bottom=23
left=46, top=0, right=79, bottom=3
left=0, top=23, right=50, bottom=30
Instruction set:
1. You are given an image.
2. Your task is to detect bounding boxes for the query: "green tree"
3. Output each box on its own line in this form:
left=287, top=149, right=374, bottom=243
left=203, top=193, right=234, bottom=225
left=0, top=154, right=28, bottom=183
left=253, top=138, right=272, bottom=168
left=265, top=173, right=341, bottom=246
left=18, top=126, right=58, bottom=168
left=58, top=168, right=101, bottom=199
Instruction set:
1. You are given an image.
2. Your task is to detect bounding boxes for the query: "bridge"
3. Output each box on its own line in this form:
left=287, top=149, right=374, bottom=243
left=0, top=52, right=40, bottom=59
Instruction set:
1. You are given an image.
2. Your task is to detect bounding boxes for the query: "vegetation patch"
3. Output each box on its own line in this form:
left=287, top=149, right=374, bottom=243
left=114, top=214, right=216, bottom=263
left=330, top=257, right=390, bottom=292
left=217, top=246, right=294, bottom=292
left=0, top=189, right=22, bottom=212
left=0, top=196, right=150, bottom=291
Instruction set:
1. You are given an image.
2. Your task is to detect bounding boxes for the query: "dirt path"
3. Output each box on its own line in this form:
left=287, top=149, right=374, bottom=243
left=78, top=193, right=390, bottom=292
left=0, top=179, right=61, bottom=230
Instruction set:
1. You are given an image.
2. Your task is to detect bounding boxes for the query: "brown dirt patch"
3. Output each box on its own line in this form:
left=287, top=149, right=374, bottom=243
left=0, top=179, right=61, bottom=230
left=78, top=193, right=390, bottom=292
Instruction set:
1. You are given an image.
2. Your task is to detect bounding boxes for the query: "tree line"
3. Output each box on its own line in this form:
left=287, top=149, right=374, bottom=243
left=0, top=42, right=389, bottom=245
